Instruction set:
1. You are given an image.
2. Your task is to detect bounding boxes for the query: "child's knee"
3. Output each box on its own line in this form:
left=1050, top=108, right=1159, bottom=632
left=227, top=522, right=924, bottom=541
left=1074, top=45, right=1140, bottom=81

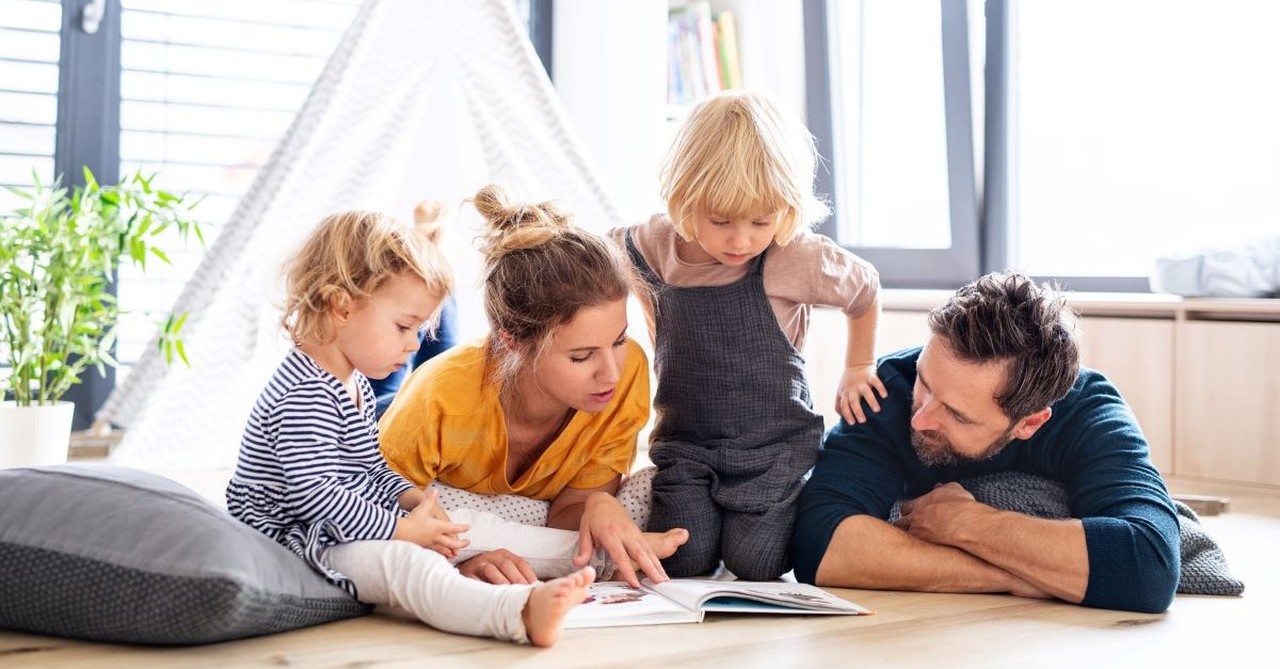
left=723, top=551, right=790, bottom=581
left=661, top=540, right=721, bottom=578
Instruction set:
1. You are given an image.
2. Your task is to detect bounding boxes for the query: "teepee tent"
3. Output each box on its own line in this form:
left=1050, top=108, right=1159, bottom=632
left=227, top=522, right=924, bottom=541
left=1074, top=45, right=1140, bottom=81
left=99, top=0, right=624, bottom=468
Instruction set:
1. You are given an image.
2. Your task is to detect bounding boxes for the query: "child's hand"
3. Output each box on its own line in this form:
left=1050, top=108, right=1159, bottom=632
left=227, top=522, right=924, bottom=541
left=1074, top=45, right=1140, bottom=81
left=836, top=363, right=887, bottom=425
left=397, top=486, right=427, bottom=511
left=393, top=492, right=470, bottom=559
left=399, top=488, right=454, bottom=522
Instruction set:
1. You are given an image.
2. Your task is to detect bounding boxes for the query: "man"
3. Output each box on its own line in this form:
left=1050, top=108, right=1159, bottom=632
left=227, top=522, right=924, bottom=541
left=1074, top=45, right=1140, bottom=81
left=793, top=271, right=1180, bottom=613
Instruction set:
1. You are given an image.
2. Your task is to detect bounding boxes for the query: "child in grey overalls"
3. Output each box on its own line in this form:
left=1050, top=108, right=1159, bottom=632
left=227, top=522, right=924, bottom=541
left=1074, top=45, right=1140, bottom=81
left=610, top=91, right=885, bottom=580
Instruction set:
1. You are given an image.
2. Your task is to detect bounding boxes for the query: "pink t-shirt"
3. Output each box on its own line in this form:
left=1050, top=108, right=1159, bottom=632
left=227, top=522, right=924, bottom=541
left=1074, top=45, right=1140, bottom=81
left=610, top=214, right=880, bottom=351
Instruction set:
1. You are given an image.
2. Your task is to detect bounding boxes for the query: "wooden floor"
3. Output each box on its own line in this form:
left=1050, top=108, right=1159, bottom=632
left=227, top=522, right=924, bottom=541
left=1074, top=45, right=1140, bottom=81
left=2, top=472, right=1275, bottom=669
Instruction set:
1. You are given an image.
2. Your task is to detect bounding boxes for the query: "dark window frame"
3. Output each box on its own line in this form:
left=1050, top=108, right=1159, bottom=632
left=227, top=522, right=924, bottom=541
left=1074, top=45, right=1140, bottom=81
left=804, top=0, right=1151, bottom=292
left=55, top=0, right=122, bottom=429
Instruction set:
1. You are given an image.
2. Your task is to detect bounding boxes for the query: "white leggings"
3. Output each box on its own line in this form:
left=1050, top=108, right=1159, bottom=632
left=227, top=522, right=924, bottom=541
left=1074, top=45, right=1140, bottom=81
left=320, top=468, right=656, bottom=642
left=324, top=506, right=606, bottom=643
left=325, top=540, right=533, bottom=643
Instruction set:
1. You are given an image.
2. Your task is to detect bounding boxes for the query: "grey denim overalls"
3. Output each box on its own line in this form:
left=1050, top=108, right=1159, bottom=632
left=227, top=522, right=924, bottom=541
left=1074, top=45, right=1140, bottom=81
left=626, top=232, right=824, bottom=580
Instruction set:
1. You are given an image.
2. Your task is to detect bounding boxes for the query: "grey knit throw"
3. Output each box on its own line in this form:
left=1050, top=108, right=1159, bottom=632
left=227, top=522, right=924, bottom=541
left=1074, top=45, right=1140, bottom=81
left=888, top=471, right=1244, bottom=596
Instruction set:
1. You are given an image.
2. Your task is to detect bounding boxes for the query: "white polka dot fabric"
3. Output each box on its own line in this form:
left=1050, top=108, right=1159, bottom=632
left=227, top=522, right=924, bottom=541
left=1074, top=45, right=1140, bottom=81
left=429, top=466, right=654, bottom=529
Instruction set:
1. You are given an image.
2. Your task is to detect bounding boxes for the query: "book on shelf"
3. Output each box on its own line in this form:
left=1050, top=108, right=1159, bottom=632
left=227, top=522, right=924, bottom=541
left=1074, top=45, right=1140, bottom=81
left=564, top=578, right=873, bottom=629
left=667, top=1, right=742, bottom=107
left=714, top=10, right=742, bottom=90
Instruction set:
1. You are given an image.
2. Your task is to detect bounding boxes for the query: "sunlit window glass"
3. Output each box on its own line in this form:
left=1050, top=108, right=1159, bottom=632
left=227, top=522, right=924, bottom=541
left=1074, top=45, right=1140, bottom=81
left=1011, top=0, right=1280, bottom=277
left=830, top=0, right=951, bottom=249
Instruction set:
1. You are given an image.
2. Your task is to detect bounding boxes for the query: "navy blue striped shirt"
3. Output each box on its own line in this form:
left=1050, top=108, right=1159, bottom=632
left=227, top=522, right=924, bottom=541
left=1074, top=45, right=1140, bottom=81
left=227, top=348, right=416, bottom=592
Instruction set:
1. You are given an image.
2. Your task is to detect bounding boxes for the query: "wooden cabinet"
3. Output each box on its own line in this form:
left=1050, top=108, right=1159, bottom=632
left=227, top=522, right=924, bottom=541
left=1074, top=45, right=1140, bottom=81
left=1175, top=320, right=1280, bottom=486
left=1075, top=317, right=1175, bottom=475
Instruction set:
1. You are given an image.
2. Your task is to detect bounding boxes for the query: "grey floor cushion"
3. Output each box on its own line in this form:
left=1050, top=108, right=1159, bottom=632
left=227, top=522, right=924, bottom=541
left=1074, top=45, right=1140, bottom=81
left=0, top=463, right=371, bottom=645
left=889, top=471, right=1244, bottom=596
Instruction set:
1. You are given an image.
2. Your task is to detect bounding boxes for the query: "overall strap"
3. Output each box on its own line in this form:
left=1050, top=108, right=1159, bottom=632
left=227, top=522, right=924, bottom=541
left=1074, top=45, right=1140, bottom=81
left=748, top=247, right=769, bottom=277
left=623, top=228, right=663, bottom=290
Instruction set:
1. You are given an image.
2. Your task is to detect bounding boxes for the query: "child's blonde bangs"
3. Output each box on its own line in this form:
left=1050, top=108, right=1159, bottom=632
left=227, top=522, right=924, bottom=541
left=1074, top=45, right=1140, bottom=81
left=662, top=91, right=828, bottom=245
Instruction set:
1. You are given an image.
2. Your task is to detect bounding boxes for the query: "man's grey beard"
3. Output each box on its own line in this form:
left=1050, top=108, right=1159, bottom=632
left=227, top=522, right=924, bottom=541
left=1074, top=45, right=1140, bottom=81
left=910, top=428, right=1012, bottom=467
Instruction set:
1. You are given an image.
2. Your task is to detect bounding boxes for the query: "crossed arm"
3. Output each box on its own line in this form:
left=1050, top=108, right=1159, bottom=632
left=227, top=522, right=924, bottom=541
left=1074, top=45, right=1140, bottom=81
left=815, top=483, right=1087, bottom=602
left=795, top=377, right=1179, bottom=613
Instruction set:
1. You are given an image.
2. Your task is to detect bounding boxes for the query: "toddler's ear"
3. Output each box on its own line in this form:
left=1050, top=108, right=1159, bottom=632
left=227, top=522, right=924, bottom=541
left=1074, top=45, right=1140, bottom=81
left=413, top=200, right=455, bottom=243
left=327, top=290, right=353, bottom=322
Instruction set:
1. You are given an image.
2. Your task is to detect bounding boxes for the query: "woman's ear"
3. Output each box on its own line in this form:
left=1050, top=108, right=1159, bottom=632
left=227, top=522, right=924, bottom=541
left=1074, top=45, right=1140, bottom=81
left=496, top=328, right=518, bottom=351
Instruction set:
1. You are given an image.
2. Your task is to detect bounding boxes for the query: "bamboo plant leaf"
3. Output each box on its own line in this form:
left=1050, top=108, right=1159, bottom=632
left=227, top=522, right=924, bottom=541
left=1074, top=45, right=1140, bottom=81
left=0, top=167, right=205, bottom=406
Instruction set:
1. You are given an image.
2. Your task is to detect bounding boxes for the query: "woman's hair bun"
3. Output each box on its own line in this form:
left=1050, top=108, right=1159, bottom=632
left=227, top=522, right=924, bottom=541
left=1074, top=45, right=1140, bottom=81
left=474, top=183, right=572, bottom=259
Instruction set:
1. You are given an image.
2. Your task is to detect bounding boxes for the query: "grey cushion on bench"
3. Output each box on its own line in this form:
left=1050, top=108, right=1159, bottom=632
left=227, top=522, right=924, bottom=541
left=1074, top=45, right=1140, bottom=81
left=0, top=463, right=371, bottom=645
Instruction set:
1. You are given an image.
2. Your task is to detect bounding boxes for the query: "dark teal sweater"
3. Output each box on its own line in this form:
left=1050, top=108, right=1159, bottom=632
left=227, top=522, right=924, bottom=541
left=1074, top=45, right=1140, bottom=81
left=793, top=347, right=1180, bottom=613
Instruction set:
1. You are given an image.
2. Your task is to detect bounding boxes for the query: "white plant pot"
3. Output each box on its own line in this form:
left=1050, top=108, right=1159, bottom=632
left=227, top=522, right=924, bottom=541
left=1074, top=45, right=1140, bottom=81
left=0, top=401, right=74, bottom=468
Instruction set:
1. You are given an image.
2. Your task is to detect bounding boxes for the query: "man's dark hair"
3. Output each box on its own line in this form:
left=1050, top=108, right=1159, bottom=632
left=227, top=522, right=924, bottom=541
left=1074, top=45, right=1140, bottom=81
left=927, top=271, right=1080, bottom=421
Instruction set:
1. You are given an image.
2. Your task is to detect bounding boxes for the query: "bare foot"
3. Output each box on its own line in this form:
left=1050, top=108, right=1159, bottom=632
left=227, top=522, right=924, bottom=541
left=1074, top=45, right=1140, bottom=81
left=644, top=527, right=689, bottom=560
left=522, top=566, right=595, bottom=647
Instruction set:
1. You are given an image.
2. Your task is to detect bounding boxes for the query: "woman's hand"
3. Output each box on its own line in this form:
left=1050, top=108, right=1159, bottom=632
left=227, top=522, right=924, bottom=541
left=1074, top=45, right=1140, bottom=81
left=573, top=491, right=668, bottom=588
left=456, top=549, right=538, bottom=585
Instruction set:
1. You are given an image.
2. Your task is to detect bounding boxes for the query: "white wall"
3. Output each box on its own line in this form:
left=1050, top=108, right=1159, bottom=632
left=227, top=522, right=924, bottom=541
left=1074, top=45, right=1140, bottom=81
left=552, top=0, right=808, bottom=227
left=551, top=0, right=668, bottom=226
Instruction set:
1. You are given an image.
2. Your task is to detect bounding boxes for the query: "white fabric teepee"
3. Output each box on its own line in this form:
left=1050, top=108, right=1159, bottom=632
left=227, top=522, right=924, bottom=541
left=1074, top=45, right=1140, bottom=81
left=99, top=0, right=624, bottom=468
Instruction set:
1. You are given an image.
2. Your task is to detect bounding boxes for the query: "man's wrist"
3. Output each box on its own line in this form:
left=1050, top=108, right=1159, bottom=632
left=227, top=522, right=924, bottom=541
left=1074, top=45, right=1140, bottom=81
left=944, top=502, right=1000, bottom=553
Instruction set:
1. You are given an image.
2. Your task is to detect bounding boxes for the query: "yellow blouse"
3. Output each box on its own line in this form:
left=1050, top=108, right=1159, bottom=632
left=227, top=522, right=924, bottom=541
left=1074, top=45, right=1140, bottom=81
left=379, top=339, right=650, bottom=500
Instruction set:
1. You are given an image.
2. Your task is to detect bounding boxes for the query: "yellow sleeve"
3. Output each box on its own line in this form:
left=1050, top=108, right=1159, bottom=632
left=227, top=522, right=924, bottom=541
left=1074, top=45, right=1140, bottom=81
left=378, top=357, right=449, bottom=487
left=380, top=343, right=508, bottom=493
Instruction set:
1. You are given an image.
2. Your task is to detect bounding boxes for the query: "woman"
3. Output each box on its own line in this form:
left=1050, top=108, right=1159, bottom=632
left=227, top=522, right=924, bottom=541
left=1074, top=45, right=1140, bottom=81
left=380, top=184, right=685, bottom=588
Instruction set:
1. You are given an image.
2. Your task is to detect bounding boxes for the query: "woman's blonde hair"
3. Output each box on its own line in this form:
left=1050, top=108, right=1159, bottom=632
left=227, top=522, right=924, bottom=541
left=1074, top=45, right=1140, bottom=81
left=473, top=183, right=642, bottom=393
left=280, top=210, right=452, bottom=346
left=660, top=90, right=830, bottom=245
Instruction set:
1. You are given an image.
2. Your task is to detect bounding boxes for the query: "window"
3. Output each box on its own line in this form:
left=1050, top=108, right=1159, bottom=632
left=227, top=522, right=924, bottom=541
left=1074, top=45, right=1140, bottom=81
left=1010, top=0, right=1280, bottom=279
left=807, top=0, right=981, bottom=288
left=113, top=0, right=363, bottom=375
left=809, top=0, right=1280, bottom=290
left=829, top=1, right=950, bottom=249
left=0, top=0, right=62, bottom=208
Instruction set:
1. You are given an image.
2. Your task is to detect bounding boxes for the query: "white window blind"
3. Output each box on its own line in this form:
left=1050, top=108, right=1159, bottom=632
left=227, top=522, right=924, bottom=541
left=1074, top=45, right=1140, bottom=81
left=0, top=0, right=62, bottom=212
left=114, top=0, right=362, bottom=374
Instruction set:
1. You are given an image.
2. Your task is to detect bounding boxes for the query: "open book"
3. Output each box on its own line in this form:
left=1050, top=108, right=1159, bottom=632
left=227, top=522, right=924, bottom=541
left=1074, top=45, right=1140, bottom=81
left=564, top=578, right=873, bottom=629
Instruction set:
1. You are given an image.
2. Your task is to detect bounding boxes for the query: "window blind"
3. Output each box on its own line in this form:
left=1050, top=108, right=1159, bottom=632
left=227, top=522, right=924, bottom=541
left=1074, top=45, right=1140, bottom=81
left=114, top=0, right=362, bottom=373
left=0, top=0, right=62, bottom=211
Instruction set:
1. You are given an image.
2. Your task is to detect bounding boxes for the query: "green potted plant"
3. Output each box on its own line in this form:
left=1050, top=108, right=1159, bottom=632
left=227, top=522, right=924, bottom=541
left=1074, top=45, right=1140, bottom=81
left=0, top=167, right=203, bottom=466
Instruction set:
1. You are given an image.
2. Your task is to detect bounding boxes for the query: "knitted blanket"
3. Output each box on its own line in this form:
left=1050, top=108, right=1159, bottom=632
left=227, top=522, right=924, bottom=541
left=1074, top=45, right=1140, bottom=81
left=889, top=471, right=1245, bottom=596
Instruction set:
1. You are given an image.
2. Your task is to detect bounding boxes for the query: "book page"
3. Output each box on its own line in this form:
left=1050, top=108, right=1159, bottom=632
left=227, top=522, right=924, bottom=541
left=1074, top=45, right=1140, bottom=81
left=646, top=579, right=872, bottom=615
left=563, top=582, right=703, bottom=629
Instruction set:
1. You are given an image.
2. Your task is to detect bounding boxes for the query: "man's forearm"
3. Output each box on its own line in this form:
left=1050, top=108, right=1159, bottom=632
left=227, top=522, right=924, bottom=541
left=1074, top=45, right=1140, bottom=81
left=937, top=505, right=1088, bottom=603
left=815, top=515, right=1034, bottom=594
